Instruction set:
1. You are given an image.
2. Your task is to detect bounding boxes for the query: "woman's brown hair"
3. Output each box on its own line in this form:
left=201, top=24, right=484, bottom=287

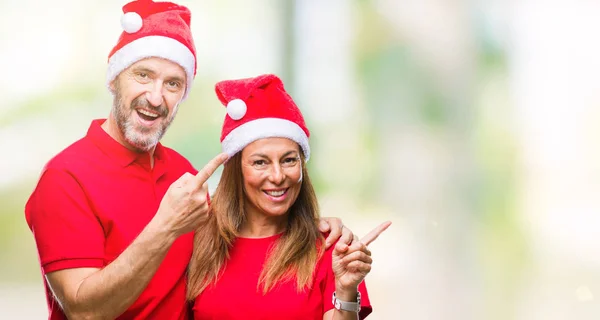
left=186, top=149, right=323, bottom=300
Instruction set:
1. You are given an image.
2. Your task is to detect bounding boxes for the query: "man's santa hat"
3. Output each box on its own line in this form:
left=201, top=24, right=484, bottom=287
left=106, top=0, right=197, bottom=99
left=215, top=74, right=311, bottom=160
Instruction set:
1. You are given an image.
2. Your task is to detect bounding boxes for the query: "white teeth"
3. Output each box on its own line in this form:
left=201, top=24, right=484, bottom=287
left=138, top=109, right=159, bottom=118
left=266, top=190, right=285, bottom=197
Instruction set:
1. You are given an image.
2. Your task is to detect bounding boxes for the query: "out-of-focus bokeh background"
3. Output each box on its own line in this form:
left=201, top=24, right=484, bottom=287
left=1, top=0, right=600, bottom=319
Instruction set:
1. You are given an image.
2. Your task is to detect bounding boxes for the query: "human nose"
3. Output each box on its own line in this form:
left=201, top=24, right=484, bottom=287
left=267, top=163, right=285, bottom=185
left=145, top=81, right=164, bottom=107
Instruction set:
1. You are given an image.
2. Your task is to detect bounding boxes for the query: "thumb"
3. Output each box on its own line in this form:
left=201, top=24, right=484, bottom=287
left=332, top=241, right=348, bottom=257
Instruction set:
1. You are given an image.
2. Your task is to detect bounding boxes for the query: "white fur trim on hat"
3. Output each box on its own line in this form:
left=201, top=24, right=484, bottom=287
left=222, top=117, right=310, bottom=161
left=106, top=35, right=195, bottom=100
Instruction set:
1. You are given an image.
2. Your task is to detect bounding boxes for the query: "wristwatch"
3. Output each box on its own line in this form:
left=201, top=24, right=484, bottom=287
left=332, top=291, right=361, bottom=312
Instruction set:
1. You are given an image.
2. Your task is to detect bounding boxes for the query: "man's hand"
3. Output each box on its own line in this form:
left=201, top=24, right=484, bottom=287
left=153, top=153, right=228, bottom=238
left=319, top=217, right=359, bottom=250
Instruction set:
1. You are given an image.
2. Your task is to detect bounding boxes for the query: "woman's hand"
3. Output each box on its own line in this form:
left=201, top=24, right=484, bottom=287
left=319, top=217, right=358, bottom=250
left=331, top=221, right=392, bottom=298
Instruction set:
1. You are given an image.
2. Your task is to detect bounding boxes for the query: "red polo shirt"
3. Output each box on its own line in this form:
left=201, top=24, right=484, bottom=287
left=25, top=119, right=197, bottom=320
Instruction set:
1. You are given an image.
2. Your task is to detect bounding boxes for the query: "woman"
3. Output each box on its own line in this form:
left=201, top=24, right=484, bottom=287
left=187, top=74, right=390, bottom=319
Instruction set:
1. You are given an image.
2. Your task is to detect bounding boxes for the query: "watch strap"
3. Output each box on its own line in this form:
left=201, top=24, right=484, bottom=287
left=332, top=291, right=361, bottom=313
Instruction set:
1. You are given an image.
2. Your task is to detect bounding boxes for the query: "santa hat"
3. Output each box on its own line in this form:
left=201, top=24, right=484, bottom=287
left=215, top=74, right=311, bottom=161
left=106, top=0, right=197, bottom=99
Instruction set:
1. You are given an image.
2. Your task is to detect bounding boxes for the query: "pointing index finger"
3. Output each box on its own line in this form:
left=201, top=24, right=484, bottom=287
left=195, top=153, right=228, bottom=184
left=359, top=221, right=392, bottom=247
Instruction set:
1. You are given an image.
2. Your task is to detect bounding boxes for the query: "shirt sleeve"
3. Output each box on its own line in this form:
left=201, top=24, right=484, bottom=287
left=25, top=168, right=106, bottom=274
left=321, top=246, right=373, bottom=319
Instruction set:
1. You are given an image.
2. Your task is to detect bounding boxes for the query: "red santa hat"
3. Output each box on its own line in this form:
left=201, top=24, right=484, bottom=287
left=215, top=74, right=311, bottom=161
left=106, top=0, right=197, bottom=99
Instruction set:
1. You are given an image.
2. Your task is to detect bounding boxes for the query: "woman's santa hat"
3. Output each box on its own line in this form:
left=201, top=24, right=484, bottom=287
left=106, top=0, right=197, bottom=99
left=215, top=74, right=311, bottom=161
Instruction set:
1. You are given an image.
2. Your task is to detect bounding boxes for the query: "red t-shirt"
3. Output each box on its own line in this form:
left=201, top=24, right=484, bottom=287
left=192, top=233, right=373, bottom=319
left=25, top=119, right=197, bottom=320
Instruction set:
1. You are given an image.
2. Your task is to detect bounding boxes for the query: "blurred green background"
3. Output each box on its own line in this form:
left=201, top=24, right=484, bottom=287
left=2, top=0, right=600, bottom=319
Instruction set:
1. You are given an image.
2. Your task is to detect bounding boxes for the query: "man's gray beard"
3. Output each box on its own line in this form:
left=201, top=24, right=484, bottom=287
left=112, top=90, right=178, bottom=152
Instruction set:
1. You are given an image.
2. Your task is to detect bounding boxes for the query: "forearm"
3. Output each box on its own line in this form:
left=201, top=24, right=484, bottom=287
left=57, top=221, right=175, bottom=319
left=330, top=310, right=359, bottom=320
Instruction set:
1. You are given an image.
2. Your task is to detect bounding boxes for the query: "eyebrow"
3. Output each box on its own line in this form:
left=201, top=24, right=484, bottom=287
left=132, top=67, right=156, bottom=75
left=250, top=150, right=298, bottom=159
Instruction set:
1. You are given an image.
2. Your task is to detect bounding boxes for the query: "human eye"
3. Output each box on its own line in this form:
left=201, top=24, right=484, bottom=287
left=282, top=157, right=299, bottom=167
left=252, top=159, right=267, bottom=168
left=167, top=80, right=181, bottom=89
left=134, top=71, right=151, bottom=83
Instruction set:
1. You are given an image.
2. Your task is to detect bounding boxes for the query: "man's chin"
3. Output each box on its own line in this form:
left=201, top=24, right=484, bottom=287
left=125, top=133, right=160, bottom=152
left=120, top=118, right=169, bottom=151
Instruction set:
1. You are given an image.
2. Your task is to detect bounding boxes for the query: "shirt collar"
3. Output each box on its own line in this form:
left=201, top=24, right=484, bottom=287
left=87, top=119, right=169, bottom=167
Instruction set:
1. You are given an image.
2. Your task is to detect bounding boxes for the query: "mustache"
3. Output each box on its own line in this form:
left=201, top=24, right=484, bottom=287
left=131, top=96, right=168, bottom=117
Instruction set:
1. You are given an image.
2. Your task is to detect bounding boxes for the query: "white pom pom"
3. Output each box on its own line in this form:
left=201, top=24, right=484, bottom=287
left=121, top=12, right=143, bottom=33
left=226, top=99, right=247, bottom=120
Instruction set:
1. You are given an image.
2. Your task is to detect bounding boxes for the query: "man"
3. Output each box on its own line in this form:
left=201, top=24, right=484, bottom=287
left=25, top=1, right=352, bottom=319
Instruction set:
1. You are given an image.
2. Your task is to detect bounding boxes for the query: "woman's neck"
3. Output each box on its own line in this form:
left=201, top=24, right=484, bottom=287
left=239, top=209, right=287, bottom=238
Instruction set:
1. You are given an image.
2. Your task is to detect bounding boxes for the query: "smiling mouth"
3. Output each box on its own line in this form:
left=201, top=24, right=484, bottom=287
left=264, top=189, right=287, bottom=197
left=136, top=108, right=160, bottom=122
